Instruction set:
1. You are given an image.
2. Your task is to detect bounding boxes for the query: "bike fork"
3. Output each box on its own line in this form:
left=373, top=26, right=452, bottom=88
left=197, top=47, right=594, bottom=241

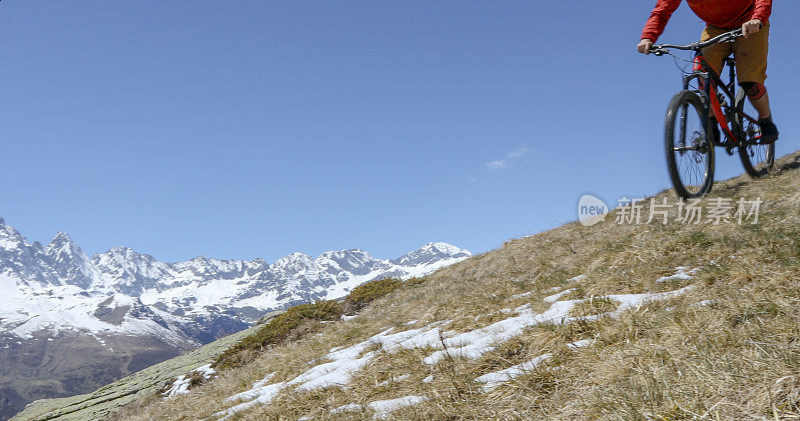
left=679, top=104, right=688, bottom=150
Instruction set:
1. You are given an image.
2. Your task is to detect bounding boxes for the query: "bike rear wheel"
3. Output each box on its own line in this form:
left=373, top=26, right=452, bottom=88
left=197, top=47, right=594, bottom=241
left=664, top=90, right=715, bottom=198
left=736, top=89, right=774, bottom=177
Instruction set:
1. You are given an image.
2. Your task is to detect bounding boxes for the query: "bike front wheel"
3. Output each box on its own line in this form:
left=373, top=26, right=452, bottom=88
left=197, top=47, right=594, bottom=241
left=735, top=89, right=774, bottom=177
left=664, top=90, right=715, bottom=198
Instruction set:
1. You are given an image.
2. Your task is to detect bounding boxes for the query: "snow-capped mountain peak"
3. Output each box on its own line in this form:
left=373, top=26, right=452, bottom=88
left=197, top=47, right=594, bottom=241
left=48, top=230, right=73, bottom=245
left=92, top=246, right=176, bottom=294
left=271, top=252, right=317, bottom=274
left=392, top=242, right=471, bottom=266
left=425, top=241, right=470, bottom=256
left=45, top=232, right=83, bottom=262
left=0, top=223, right=61, bottom=287
left=316, top=249, right=379, bottom=274
left=0, top=221, right=28, bottom=251
left=45, top=231, right=95, bottom=289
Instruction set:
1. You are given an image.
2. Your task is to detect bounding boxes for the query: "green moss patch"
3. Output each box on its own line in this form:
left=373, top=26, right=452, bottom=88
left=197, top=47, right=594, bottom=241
left=342, top=278, right=403, bottom=314
left=214, top=300, right=344, bottom=370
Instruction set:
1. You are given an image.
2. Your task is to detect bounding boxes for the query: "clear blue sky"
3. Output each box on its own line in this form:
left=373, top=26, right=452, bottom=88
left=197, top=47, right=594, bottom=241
left=1, top=1, right=797, bottom=263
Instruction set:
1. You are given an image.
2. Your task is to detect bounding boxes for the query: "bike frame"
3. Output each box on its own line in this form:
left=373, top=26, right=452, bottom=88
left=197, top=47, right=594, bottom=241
left=681, top=51, right=761, bottom=148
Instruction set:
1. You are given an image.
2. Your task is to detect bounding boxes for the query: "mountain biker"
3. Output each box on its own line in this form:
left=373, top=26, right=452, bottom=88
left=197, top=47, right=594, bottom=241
left=637, top=0, right=779, bottom=144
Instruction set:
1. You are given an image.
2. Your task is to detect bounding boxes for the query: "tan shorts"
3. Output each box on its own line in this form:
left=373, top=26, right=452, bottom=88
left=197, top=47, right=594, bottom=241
left=700, top=23, right=769, bottom=84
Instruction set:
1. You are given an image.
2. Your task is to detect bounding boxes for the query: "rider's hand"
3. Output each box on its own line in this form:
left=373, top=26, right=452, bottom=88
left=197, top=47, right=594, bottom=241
left=742, top=19, right=762, bottom=37
left=637, top=39, right=653, bottom=54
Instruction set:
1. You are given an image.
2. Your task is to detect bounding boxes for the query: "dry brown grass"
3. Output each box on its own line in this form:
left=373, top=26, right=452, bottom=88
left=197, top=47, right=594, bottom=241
left=117, top=152, right=800, bottom=420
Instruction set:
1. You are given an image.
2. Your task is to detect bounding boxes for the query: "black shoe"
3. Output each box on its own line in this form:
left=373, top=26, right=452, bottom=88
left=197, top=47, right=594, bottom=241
left=758, top=117, right=779, bottom=144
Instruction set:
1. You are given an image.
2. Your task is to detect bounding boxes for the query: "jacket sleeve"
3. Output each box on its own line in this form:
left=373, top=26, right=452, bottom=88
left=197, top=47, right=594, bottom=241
left=641, top=0, right=682, bottom=42
left=751, top=0, right=772, bottom=22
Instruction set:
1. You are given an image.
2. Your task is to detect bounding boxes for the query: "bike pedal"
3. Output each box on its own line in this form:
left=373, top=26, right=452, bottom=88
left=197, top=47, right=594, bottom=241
left=720, top=139, right=736, bottom=155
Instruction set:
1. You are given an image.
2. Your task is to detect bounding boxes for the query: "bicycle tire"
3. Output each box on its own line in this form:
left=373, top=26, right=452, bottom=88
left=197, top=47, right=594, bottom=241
left=664, top=90, right=715, bottom=198
left=735, top=89, right=774, bottom=178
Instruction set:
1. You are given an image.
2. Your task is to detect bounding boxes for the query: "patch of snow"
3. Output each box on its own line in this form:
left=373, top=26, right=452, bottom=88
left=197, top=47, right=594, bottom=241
left=161, top=364, right=216, bottom=398
left=543, top=286, right=562, bottom=294
left=332, top=403, right=363, bottom=414
left=500, top=303, right=530, bottom=314
left=422, top=375, right=434, bottom=383
left=543, top=288, right=575, bottom=303
left=341, top=314, right=358, bottom=321
left=216, top=382, right=287, bottom=420
left=423, top=300, right=579, bottom=365
left=655, top=267, right=698, bottom=283
left=287, top=325, right=454, bottom=391
left=290, top=352, right=376, bottom=391
left=162, top=375, right=192, bottom=398
left=194, top=364, right=215, bottom=378
left=475, top=354, right=552, bottom=391
left=605, top=286, right=693, bottom=312
left=375, top=325, right=445, bottom=352
left=511, top=291, right=535, bottom=300
left=250, top=372, right=277, bottom=389
left=368, top=395, right=429, bottom=419
left=567, top=339, right=594, bottom=349
left=405, top=320, right=418, bottom=326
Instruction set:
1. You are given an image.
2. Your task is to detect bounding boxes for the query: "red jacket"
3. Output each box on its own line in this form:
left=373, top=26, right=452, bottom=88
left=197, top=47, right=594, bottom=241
left=642, top=0, right=772, bottom=42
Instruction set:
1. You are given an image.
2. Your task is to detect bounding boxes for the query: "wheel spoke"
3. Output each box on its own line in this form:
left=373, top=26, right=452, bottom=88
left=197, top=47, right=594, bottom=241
left=669, top=98, right=710, bottom=196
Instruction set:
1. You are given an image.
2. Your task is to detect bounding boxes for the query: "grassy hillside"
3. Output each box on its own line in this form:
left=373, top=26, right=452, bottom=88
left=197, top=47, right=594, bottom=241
left=26, top=151, right=800, bottom=420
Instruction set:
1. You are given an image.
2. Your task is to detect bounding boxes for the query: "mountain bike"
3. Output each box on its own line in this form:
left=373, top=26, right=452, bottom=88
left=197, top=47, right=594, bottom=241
left=650, top=29, right=775, bottom=198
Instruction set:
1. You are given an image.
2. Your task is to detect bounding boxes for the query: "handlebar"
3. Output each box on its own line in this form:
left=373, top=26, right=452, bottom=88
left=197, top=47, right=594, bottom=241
left=650, top=28, right=743, bottom=56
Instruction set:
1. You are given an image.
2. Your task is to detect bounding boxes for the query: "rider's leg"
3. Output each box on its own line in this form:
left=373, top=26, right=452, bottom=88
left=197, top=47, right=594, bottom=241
left=733, top=22, right=778, bottom=142
left=740, top=82, right=771, bottom=119
left=752, top=92, right=778, bottom=143
left=700, top=25, right=733, bottom=78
